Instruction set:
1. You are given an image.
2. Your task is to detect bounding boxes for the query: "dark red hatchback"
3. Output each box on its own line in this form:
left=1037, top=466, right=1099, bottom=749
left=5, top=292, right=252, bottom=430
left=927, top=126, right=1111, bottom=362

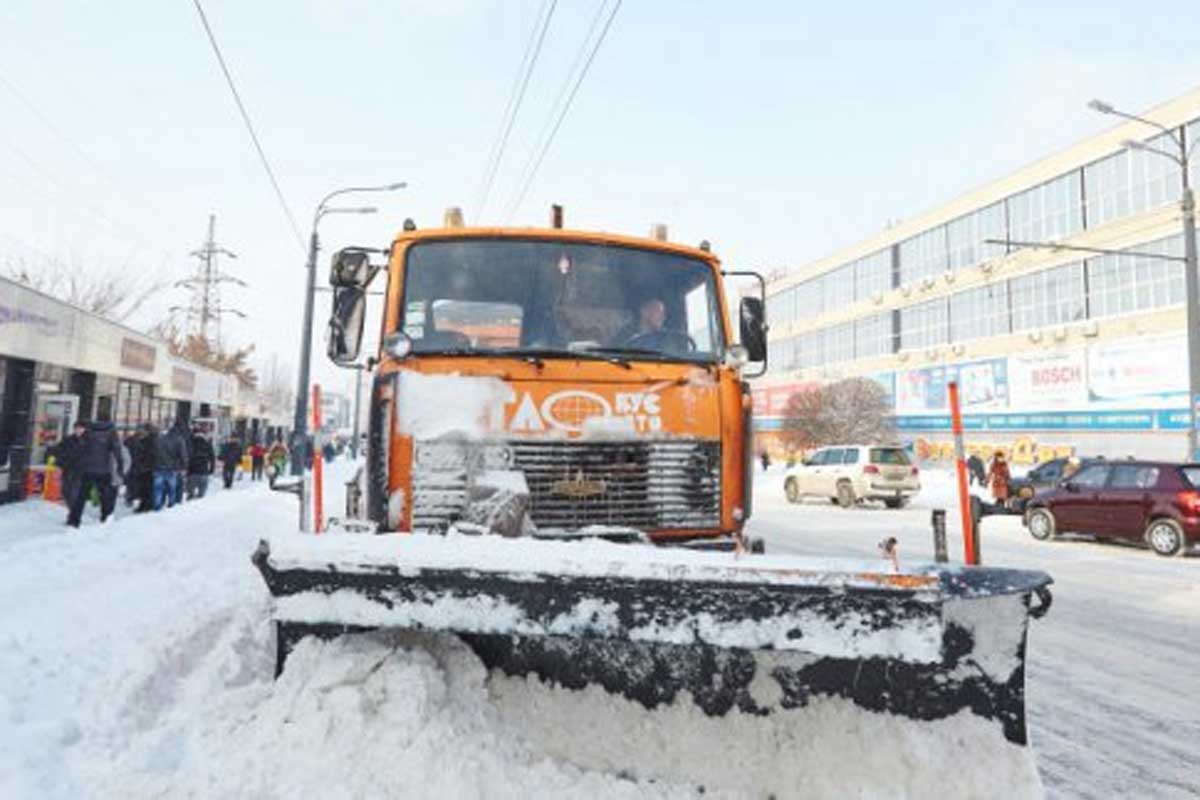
left=1024, top=461, right=1200, bottom=557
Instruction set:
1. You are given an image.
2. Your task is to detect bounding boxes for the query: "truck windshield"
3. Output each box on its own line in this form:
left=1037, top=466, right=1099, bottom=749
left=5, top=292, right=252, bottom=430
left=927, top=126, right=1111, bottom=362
left=400, top=239, right=725, bottom=364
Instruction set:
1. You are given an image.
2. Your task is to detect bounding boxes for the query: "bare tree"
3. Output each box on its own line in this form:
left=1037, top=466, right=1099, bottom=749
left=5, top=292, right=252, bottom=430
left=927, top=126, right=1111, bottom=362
left=782, top=378, right=896, bottom=450
left=152, top=320, right=259, bottom=387
left=3, top=253, right=169, bottom=323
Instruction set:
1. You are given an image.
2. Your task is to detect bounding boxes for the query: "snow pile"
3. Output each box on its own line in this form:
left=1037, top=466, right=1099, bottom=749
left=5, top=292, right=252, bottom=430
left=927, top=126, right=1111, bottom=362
left=491, top=657, right=1043, bottom=799
left=98, top=632, right=693, bottom=799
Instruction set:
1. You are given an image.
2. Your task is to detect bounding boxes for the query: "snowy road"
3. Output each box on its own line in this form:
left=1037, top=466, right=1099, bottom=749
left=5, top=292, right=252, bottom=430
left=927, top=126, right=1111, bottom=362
left=1, top=464, right=1195, bottom=798
left=747, top=469, right=1200, bottom=800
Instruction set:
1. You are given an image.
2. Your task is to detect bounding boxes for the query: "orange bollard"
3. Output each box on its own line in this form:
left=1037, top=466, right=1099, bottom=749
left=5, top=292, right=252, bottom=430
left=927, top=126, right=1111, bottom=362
left=312, top=384, right=324, bottom=534
left=948, top=381, right=977, bottom=565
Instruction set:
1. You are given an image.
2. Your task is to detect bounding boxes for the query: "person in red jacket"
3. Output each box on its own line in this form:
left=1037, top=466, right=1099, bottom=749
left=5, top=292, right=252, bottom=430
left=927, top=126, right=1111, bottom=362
left=249, top=441, right=266, bottom=481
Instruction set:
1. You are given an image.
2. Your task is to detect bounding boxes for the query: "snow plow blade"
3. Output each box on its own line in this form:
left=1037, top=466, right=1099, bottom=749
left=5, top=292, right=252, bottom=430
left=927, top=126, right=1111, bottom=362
left=252, top=534, right=1052, bottom=746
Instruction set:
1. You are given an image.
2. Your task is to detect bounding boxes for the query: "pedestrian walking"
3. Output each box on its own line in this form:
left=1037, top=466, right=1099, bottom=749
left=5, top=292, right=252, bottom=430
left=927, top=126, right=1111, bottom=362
left=51, top=421, right=87, bottom=509
left=266, top=440, right=288, bottom=488
left=66, top=416, right=125, bottom=527
left=187, top=425, right=216, bottom=499
left=967, top=454, right=986, bottom=487
left=986, top=450, right=1011, bottom=503
left=220, top=435, right=243, bottom=489
left=153, top=423, right=188, bottom=510
left=250, top=441, right=266, bottom=481
left=759, top=451, right=771, bottom=472
left=128, top=424, right=157, bottom=513
left=171, top=420, right=191, bottom=505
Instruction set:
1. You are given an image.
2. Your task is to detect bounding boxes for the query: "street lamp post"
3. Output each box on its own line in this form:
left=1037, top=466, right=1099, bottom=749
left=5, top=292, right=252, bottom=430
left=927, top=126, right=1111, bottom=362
left=1090, top=100, right=1200, bottom=460
left=291, top=182, right=406, bottom=474
left=350, top=363, right=365, bottom=460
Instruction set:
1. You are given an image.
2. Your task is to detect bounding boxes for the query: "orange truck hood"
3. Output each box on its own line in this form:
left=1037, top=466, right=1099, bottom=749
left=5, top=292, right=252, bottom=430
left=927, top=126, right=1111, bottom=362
left=387, top=359, right=723, bottom=440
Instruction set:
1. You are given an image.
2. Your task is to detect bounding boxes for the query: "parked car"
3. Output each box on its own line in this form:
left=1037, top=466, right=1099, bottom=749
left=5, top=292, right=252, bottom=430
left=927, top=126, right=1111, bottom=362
left=783, top=445, right=920, bottom=508
left=1024, top=461, right=1200, bottom=556
left=1007, top=456, right=1104, bottom=511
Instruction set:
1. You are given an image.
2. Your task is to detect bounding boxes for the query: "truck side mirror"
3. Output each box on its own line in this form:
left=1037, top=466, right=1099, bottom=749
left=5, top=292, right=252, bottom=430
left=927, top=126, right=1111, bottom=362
left=327, top=287, right=367, bottom=365
left=739, top=297, right=767, bottom=362
left=329, top=248, right=374, bottom=288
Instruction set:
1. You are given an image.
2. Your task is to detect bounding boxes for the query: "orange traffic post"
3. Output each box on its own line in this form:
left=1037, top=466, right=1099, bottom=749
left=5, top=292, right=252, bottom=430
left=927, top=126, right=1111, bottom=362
left=312, top=383, right=324, bottom=534
left=948, top=381, right=977, bottom=565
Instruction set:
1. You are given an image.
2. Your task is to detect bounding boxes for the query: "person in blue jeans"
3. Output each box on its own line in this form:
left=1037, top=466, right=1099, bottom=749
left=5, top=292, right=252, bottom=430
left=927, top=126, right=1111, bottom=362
left=153, top=421, right=189, bottom=510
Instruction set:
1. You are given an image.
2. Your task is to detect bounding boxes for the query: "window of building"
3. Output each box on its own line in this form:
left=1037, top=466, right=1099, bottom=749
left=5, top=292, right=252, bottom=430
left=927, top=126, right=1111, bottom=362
left=852, top=249, right=892, bottom=300
left=1086, top=235, right=1185, bottom=320
left=1009, top=262, right=1086, bottom=332
left=822, top=263, right=855, bottom=310
left=898, top=225, right=949, bottom=286
left=823, top=321, right=855, bottom=365
left=1007, top=171, right=1083, bottom=247
left=798, top=330, right=824, bottom=369
left=949, top=282, right=1010, bottom=343
left=947, top=202, right=1006, bottom=270
left=1085, top=131, right=1181, bottom=228
left=899, top=298, right=949, bottom=351
left=854, top=311, right=894, bottom=359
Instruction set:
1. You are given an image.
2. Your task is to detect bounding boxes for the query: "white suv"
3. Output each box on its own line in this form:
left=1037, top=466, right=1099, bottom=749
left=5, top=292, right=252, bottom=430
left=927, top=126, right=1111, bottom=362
left=784, top=445, right=920, bottom=509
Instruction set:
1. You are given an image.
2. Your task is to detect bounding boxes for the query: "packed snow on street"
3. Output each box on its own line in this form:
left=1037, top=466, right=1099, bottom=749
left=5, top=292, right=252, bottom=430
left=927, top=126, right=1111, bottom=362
left=1, top=461, right=1194, bottom=798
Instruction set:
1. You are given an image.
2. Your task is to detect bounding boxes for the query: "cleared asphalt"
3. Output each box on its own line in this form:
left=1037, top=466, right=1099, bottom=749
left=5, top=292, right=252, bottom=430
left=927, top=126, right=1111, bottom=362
left=747, top=469, right=1199, bottom=799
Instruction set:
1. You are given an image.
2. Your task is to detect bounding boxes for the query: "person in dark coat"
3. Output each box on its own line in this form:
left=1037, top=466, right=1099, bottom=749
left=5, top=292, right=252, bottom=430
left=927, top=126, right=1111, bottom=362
left=153, top=424, right=188, bottom=510
left=219, top=436, right=243, bottom=489
left=171, top=420, right=191, bottom=504
left=66, top=418, right=125, bottom=527
left=967, top=454, right=986, bottom=487
left=128, top=424, right=157, bottom=512
left=52, top=421, right=87, bottom=508
left=187, top=426, right=216, bottom=499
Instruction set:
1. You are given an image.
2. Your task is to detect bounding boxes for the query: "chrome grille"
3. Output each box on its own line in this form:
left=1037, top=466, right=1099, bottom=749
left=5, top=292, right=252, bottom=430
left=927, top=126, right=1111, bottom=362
left=512, top=440, right=721, bottom=531
left=409, top=440, right=721, bottom=533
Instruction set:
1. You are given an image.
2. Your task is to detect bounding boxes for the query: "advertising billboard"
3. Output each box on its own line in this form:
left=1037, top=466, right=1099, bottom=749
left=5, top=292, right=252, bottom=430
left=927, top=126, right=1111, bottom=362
left=1008, top=349, right=1088, bottom=408
left=1087, top=334, right=1186, bottom=408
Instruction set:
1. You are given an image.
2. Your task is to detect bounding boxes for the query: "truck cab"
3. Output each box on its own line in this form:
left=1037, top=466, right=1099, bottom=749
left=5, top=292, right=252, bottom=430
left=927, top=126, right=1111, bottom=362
left=326, top=220, right=767, bottom=543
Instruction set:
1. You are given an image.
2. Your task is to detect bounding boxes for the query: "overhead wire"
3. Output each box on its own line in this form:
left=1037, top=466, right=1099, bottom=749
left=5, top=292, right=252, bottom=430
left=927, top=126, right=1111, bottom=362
left=473, top=0, right=558, bottom=223
left=503, top=0, right=621, bottom=223
left=191, top=0, right=306, bottom=253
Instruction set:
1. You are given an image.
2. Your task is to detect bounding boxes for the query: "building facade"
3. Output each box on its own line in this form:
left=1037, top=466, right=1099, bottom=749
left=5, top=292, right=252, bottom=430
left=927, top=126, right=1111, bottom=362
left=756, top=89, right=1200, bottom=466
left=0, top=276, right=287, bottom=501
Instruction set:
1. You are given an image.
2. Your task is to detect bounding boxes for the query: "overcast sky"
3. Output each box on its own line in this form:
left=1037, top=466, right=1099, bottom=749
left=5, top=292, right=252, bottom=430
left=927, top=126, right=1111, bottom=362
left=3, top=0, right=1200, bottom=394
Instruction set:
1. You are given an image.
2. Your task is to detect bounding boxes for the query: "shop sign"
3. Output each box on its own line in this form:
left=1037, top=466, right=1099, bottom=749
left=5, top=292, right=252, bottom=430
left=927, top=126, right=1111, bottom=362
left=171, top=367, right=196, bottom=395
left=0, top=302, right=59, bottom=335
left=120, top=338, right=156, bottom=372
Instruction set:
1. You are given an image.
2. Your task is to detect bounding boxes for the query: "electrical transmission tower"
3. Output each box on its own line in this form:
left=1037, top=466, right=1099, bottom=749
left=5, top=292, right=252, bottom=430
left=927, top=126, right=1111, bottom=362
left=171, top=214, right=247, bottom=347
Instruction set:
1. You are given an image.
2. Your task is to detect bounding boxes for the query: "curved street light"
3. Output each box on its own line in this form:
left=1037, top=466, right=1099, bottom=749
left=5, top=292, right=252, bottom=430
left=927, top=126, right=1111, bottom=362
left=291, top=182, right=407, bottom=474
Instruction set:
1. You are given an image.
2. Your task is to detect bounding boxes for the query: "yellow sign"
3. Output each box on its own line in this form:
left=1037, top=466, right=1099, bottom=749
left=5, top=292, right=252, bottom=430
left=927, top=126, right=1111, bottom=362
left=915, top=436, right=1074, bottom=465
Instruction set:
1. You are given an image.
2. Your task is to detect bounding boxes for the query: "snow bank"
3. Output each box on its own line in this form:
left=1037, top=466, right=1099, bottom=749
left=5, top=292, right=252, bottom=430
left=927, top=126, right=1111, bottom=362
left=490, top=653, right=1044, bottom=799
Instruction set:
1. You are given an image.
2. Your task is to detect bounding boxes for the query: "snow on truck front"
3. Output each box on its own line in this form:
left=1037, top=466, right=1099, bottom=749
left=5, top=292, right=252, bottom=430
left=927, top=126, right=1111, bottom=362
left=349, top=227, right=759, bottom=541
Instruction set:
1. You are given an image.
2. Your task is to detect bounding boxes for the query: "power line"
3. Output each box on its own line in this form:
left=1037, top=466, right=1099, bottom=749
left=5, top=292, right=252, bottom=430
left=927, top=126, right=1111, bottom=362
left=504, top=0, right=621, bottom=223
left=473, top=0, right=558, bottom=222
left=191, top=0, right=306, bottom=253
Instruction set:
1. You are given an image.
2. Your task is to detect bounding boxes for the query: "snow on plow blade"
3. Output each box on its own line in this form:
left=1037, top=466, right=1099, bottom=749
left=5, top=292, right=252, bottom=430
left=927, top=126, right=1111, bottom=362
left=252, top=534, right=1052, bottom=746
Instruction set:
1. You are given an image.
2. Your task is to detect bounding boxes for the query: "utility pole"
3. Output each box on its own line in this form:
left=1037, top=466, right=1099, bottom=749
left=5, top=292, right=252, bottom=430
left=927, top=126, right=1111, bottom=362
left=173, top=214, right=248, bottom=347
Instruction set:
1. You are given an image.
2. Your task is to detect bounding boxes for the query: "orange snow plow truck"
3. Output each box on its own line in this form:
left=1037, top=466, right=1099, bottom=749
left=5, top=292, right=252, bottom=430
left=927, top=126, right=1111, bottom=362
left=252, top=211, right=1054, bottom=784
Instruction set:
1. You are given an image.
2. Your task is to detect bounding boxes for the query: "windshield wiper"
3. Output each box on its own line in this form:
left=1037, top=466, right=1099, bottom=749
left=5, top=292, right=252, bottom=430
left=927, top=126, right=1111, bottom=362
left=491, top=347, right=631, bottom=369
